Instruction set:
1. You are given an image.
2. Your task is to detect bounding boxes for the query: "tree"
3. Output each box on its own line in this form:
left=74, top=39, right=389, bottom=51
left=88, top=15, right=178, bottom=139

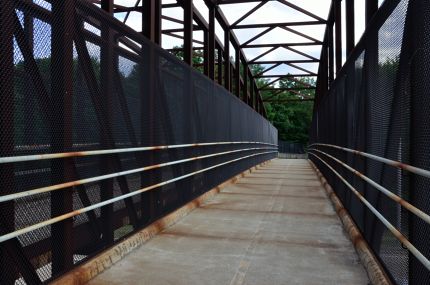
left=250, top=64, right=314, bottom=144
left=170, top=46, right=205, bottom=73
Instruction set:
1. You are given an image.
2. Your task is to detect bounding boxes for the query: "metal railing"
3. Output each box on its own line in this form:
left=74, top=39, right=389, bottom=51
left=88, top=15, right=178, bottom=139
left=308, top=144, right=430, bottom=271
left=309, top=0, right=430, bottom=283
left=0, top=143, right=277, bottom=203
left=1, top=0, right=279, bottom=282
left=277, top=140, right=305, bottom=154
left=0, top=143, right=277, bottom=244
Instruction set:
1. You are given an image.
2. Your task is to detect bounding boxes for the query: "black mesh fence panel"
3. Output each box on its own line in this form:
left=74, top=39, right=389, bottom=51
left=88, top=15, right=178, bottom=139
left=277, top=140, right=305, bottom=154
left=0, top=1, right=277, bottom=284
left=310, top=0, right=430, bottom=284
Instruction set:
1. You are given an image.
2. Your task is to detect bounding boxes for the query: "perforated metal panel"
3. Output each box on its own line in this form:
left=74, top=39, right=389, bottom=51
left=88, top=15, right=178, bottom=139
left=0, top=1, right=277, bottom=283
left=310, top=0, right=430, bottom=284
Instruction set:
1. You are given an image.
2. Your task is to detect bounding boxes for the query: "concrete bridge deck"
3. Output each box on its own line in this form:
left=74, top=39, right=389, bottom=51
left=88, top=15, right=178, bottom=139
left=89, top=159, right=369, bottom=285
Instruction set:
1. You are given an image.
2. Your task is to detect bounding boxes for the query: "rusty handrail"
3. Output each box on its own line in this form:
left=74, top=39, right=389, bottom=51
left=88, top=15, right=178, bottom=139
left=309, top=143, right=430, bottom=178
left=0, top=141, right=278, bottom=164
left=0, top=150, right=276, bottom=244
left=0, top=146, right=277, bottom=203
left=308, top=148, right=430, bottom=225
left=308, top=151, right=430, bottom=271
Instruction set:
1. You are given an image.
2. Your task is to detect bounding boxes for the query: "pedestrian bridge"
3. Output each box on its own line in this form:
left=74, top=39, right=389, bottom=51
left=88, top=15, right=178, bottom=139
left=1, top=0, right=430, bottom=284
left=85, top=159, right=370, bottom=285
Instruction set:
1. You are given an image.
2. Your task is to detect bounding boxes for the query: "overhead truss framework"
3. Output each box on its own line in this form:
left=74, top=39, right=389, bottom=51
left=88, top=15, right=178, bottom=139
left=90, top=0, right=379, bottom=107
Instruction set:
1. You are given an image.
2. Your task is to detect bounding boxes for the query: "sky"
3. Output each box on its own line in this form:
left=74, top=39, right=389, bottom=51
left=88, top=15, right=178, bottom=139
left=13, top=0, right=390, bottom=81
left=112, top=0, right=385, bottom=80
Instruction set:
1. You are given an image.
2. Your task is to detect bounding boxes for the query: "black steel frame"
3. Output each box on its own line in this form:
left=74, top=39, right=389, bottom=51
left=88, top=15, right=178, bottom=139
left=2, top=0, right=279, bottom=283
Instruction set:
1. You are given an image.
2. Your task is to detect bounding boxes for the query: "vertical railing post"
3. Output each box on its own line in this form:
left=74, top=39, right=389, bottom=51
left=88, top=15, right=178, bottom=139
left=250, top=74, right=255, bottom=109
left=24, top=2, right=35, bottom=144
left=328, top=23, right=334, bottom=83
left=183, top=0, right=193, bottom=65
left=243, top=62, right=248, bottom=104
left=24, top=3, right=34, bottom=51
left=365, top=0, right=378, bottom=25
left=143, top=0, right=162, bottom=44
left=334, top=0, right=342, bottom=73
left=100, top=0, right=115, bottom=245
left=346, top=0, right=355, bottom=56
left=154, top=0, right=162, bottom=45
left=235, top=48, right=241, bottom=98
left=408, top=1, right=430, bottom=283
left=142, top=0, right=162, bottom=223
left=203, top=30, right=209, bottom=76
left=224, top=30, right=231, bottom=91
left=0, top=1, right=16, bottom=283
left=217, top=46, right=223, bottom=85
left=208, top=5, right=215, bottom=80
left=51, top=0, right=75, bottom=274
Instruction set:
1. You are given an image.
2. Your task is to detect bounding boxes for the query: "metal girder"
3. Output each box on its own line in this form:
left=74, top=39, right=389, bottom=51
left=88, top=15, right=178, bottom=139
left=346, top=0, right=355, bottom=56
left=183, top=0, right=193, bottom=65
left=89, top=0, right=339, bottom=110
left=259, top=75, right=316, bottom=89
left=264, top=98, right=315, bottom=103
left=242, top=42, right=321, bottom=48
left=230, top=1, right=267, bottom=27
left=209, top=5, right=216, bottom=80
left=253, top=60, right=318, bottom=64
left=259, top=87, right=316, bottom=91
left=276, top=0, right=325, bottom=21
left=366, top=0, right=378, bottom=25
left=80, top=0, right=341, bottom=110
left=163, top=32, right=204, bottom=45
left=233, top=21, right=325, bottom=29
left=334, top=0, right=342, bottom=73
left=255, top=74, right=316, bottom=78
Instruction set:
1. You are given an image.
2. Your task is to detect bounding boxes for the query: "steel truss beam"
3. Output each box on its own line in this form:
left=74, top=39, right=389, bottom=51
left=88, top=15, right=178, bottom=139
left=82, top=0, right=335, bottom=112
left=89, top=0, right=334, bottom=110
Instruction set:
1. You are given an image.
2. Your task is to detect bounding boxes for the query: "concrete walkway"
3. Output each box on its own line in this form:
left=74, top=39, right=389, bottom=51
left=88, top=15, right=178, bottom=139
left=89, top=159, right=369, bottom=285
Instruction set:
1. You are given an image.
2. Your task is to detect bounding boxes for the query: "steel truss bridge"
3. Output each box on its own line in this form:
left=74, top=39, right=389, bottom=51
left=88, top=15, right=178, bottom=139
left=0, top=0, right=429, bottom=284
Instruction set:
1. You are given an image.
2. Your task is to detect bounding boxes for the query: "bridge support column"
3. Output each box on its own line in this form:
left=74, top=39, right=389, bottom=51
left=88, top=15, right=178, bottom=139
left=208, top=5, right=215, bottom=80
left=143, top=0, right=162, bottom=44
left=346, top=0, right=355, bottom=56
left=334, top=0, right=342, bottom=73
left=100, top=0, right=115, bottom=245
left=235, top=48, right=241, bottom=98
left=365, top=0, right=378, bottom=25
left=408, top=1, right=430, bottom=283
left=250, top=74, right=255, bottom=109
left=183, top=0, right=193, bottom=66
left=0, top=1, right=17, bottom=283
left=243, top=62, right=248, bottom=104
left=51, top=0, right=75, bottom=275
left=142, top=0, right=162, bottom=224
left=217, top=46, right=223, bottom=85
left=224, top=31, right=231, bottom=91
left=328, top=22, right=334, bottom=83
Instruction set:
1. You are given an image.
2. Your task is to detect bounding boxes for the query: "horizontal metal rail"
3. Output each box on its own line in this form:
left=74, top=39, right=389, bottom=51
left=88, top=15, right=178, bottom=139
left=0, top=150, right=277, bottom=244
left=309, top=143, right=430, bottom=178
left=0, top=141, right=278, bottom=164
left=0, top=147, right=277, bottom=203
left=308, top=148, right=430, bottom=225
left=308, top=152, right=430, bottom=271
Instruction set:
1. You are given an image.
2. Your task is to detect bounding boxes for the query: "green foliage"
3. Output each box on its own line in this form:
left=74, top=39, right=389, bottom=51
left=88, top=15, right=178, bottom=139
left=250, top=65, right=314, bottom=144
left=170, top=46, right=205, bottom=73
left=266, top=100, right=313, bottom=143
